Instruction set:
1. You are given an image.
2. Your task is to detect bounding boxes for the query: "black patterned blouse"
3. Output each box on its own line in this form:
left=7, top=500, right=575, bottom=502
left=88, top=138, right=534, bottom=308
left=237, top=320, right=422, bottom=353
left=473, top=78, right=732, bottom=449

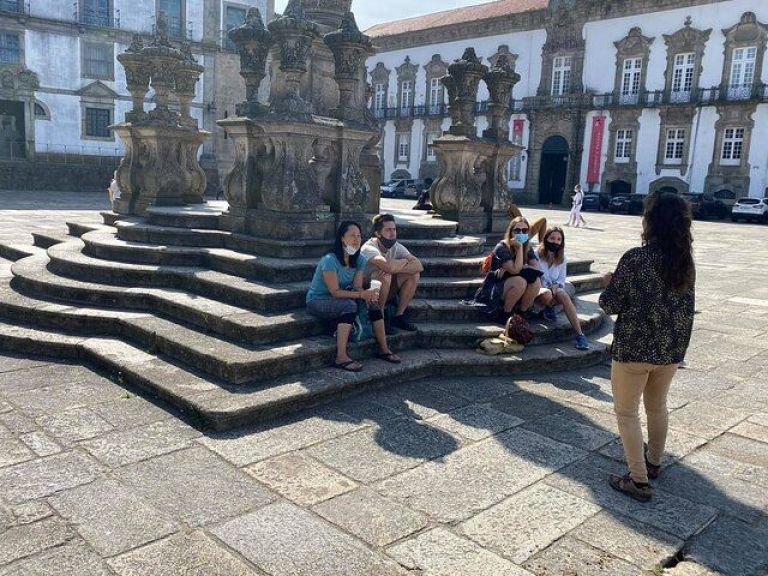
left=599, top=244, right=695, bottom=365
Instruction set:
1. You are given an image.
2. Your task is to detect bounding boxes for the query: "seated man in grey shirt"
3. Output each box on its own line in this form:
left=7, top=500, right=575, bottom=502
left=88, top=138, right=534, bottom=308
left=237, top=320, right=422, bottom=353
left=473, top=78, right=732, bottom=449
left=361, top=214, right=424, bottom=331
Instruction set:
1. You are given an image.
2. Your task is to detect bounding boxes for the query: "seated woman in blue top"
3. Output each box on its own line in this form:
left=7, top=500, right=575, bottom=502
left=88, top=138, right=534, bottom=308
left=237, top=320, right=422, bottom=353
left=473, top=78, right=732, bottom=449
left=306, top=221, right=401, bottom=372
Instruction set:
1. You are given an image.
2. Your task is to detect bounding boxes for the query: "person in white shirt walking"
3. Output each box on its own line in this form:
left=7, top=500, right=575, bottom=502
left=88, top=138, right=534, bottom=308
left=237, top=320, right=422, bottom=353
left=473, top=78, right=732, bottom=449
left=566, top=184, right=587, bottom=228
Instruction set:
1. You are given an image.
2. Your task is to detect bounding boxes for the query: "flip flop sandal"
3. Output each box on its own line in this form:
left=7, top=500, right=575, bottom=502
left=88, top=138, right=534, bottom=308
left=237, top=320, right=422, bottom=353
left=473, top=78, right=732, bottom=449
left=333, top=360, right=363, bottom=372
left=376, top=352, right=402, bottom=364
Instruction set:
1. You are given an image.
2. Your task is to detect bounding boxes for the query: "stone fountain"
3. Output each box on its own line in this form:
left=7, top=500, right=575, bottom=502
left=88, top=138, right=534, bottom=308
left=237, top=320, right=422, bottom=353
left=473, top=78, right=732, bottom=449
left=430, top=49, right=523, bottom=233
left=112, top=15, right=208, bottom=215
left=219, top=0, right=380, bottom=240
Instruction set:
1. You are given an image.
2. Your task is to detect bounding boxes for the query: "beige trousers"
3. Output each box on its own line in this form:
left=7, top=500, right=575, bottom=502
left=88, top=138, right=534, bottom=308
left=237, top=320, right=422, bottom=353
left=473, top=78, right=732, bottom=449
left=611, top=361, right=679, bottom=484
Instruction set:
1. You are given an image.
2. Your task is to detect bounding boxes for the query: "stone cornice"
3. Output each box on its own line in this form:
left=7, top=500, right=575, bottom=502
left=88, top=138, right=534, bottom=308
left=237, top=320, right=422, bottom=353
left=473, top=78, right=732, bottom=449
left=370, top=0, right=735, bottom=53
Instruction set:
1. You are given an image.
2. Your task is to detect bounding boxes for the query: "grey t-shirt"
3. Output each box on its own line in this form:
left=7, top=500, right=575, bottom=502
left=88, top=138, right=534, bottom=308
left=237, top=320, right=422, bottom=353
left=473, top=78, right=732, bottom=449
left=360, top=238, right=413, bottom=278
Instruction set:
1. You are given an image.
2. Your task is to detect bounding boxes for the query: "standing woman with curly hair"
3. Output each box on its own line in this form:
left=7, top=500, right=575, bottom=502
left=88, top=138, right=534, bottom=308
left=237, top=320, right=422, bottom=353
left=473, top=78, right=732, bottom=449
left=599, top=192, right=695, bottom=502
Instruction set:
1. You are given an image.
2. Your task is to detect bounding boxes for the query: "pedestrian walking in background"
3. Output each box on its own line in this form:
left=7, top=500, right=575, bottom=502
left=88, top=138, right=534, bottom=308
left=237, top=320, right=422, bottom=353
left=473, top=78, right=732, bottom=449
left=599, top=192, right=695, bottom=502
left=566, top=184, right=587, bottom=228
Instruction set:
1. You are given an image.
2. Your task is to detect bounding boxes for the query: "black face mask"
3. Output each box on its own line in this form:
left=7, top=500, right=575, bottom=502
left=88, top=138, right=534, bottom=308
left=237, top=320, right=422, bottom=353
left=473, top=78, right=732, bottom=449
left=379, top=237, right=397, bottom=250
left=545, top=241, right=562, bottom=254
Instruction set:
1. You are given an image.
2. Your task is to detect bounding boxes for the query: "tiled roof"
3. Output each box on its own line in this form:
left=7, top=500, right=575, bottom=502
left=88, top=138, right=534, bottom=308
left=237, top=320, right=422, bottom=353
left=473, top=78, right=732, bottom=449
left=365, top=0, right=549, bottom=38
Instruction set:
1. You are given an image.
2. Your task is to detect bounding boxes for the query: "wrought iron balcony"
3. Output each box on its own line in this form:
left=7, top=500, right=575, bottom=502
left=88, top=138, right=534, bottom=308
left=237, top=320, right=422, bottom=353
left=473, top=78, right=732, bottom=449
left=73, top=2, right=120, bottom=29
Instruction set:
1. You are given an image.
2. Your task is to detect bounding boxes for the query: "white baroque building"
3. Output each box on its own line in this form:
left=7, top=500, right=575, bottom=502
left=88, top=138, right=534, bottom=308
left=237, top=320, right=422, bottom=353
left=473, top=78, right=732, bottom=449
left=366, top=0, right=768, bottom=204
left=0, top=0, right=272, bottom=190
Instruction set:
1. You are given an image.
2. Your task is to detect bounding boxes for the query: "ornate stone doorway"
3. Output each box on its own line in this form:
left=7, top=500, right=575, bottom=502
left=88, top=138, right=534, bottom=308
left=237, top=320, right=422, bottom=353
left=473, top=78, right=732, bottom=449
left=0, top=100, right=25, bottom=159
left=538, top=135, right=569, bottom=204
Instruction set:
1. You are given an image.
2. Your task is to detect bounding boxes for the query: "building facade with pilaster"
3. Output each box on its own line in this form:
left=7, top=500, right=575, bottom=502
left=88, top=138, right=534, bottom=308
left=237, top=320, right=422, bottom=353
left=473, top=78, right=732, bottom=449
left=366, top=0, right=768, bottom=204
left=0, top=0, right=272, bottom=191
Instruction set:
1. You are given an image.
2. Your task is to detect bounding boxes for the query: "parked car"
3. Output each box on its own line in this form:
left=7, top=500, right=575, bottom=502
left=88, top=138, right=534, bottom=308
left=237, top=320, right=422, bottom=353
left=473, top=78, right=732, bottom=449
left=582, top=191, right=611, bottom=211
left=380, top=179, right=426, bottom=199
left=681, top=192, right=729, bottom=220
left=609, top=194, right=645, bottom=215
left=732, top=197, right=768, bottom=223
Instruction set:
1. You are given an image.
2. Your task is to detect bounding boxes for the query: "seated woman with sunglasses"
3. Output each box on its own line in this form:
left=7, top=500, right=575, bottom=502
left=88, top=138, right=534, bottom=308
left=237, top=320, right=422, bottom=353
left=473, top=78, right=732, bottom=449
left=474, top=216, right=543, bottom=323
left=535, top=226, right=590, bottom=350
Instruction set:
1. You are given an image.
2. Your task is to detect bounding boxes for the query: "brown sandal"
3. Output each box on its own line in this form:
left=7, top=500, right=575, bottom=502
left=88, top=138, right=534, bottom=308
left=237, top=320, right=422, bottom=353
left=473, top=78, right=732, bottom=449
left=644, top=444, right=661, bottom=480
left=609, top=473, right=653, bottom=502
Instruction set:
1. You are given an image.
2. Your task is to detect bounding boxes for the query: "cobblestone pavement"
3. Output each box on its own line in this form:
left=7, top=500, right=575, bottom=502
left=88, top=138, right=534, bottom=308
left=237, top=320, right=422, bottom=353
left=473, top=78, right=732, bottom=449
left=1, top=191, right=767, bottom=575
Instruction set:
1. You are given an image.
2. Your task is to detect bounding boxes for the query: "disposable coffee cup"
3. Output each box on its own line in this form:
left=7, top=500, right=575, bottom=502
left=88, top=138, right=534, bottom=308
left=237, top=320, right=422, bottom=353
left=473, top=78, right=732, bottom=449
left=370, top=279, right=382, bottom=294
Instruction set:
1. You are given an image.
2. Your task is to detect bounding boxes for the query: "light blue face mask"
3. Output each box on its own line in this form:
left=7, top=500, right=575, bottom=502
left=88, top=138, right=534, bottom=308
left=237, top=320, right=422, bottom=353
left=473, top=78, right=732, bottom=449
left=514, top=233, right=529, bottom=244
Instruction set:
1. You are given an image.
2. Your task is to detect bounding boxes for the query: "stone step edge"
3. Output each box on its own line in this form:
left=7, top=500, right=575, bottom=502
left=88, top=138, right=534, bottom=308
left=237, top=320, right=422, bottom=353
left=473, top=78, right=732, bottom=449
left=0, top=243, right=46, bottom=262
left=0, top=281, right=606, bottom=385
left=0, top=320, right=613, bottom=431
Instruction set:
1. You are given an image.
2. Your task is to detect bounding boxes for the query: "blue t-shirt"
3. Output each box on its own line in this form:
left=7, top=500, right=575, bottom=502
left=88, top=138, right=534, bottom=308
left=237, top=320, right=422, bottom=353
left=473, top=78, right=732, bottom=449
left=306, top=253, right=368, bottom=303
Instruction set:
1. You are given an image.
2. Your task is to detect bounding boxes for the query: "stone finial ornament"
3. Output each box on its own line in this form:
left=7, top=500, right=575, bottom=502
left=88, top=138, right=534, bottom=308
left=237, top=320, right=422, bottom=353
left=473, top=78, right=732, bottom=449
left=442, top=48, right=488, bottom=137
left=268, top=0, right=320, bottom=116
left=324, top=10, right=375, bottom=123
left=482, top=53, right=521, bottom=141
left=228, top=7, right=273, bottom=116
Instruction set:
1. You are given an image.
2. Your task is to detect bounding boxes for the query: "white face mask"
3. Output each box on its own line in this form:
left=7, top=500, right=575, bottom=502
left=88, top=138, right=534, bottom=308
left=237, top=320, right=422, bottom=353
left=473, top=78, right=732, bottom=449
left=344, top=244, right=358, bottom=256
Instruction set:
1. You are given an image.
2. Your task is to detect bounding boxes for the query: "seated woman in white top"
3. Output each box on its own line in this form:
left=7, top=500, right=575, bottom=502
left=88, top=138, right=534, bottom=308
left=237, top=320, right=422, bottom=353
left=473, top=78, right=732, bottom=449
left=535, top=226, right=589, bottom=350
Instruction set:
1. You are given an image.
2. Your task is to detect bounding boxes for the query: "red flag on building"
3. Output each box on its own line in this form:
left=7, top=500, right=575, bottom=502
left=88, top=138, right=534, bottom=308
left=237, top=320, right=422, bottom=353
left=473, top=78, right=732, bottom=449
left=587, top=115, right=605, bottom=184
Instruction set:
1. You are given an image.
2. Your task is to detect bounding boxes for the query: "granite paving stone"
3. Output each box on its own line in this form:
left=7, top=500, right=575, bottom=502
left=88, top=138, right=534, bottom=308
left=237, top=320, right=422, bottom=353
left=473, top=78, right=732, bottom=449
left=9, top=501, right=53, bottom=526
left=571, top=511, right=684, bottom=570
left=1, top=374, right=126, bottom=417
left=544, top=459, right=717, bottom=539
left=730, top=420, right=768, bottom=443
left=668, top=401, right=748, bottom=439
left=748, top=412, right=768, bottom=428
left=49, top=479, right=178, bottom=557
left=0, top=437, right=34, bottom=468
left=0, top=450, right=103, bottom=504
left=244, top=452, right=356, bottom=506
left=0, top=516, right=75, bottom=566
left=79, top=419, right=200, bottom=467
left=376, top=428, right=585, bottom=522
left=0, top=356, right=50, bottom=375
left=0, top=399, right=11, bottom=413
left=522, top=412, right=617, bottom=451
left=116, top=445, right=275, bottom=527
left=599, top=427, right=708, bottom=467
left=108, top=531, right=265, bottom=576
left=0, top=502, right=12, bottom=529
left=35, top=406, right=113, bottom=446
left=706, top=432, right=768, bottom=468
left=387, top=527, right=535, bottom=576
left=522, top=536, right=642, bottom=576
left=18, top=432, right=62, bottom=457
left=313, top=486, right=428, bottom=547
left=198, top=411, right=367, bottom=467
left=426, top=376, right=521, bottom=402
left=459, top=483, right=602, bottom=564
left=89, top=395, right=171, bottom=429
left=427, top=403, right=524, bottom=441
left=486, top=390, right=567, bottom=422
left=0, top=411, right=37, bottom=435
left=0, top=540, right=112, bottom=576
left=373, top=381, right=472, bottom=420
left=306, top=417, right=461, bottom=483
left=684, top=516, right=768, bottom=576
left=213, top=501, right=408, bottom=576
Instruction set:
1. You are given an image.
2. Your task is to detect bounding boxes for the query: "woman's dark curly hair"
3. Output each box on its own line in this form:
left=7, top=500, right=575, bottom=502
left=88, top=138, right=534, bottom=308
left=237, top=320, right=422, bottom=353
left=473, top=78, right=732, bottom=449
left=642, top=192, right=695, bottom=293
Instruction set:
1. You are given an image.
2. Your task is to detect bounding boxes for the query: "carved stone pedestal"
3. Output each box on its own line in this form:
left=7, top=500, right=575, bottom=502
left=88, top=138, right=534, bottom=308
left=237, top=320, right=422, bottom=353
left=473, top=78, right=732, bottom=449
left=483, top=141, right=525, bottom=232
left=113, top=123, right=209, bottom=216
left=430, top=135, right=495, bottom=234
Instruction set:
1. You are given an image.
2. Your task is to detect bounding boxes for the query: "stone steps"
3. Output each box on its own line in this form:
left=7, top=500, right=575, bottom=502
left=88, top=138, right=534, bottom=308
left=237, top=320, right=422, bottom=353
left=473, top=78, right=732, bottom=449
left=0, top=268, right=606, bottom=386
left=0, top=243, right=45, bottom=262
left=0, top=318, right=613, bottom=431
left=113, top=220, right=487, bottom=259
left=31, top=230, right=73, bottom=249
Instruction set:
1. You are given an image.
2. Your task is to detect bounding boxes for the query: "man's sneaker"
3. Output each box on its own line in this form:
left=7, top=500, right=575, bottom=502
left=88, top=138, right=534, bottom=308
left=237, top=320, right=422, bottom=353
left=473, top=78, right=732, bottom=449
left=574, top=334, right=590, bottom=350
left=609, top=473, right=653, bottom=502
left=391, top=314, right=417, bottom=332
left=542, top=307, right=558, bottom=322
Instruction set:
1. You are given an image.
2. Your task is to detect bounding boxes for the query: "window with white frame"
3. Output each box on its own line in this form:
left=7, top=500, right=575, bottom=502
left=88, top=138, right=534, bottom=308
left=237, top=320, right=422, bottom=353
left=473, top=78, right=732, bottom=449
left=398, top=133, right=410, bottom=162
left=730, top=46, right=757, bottom=87
left=374, top=83, right=386, bottom=111
left=615, top=129, right=633, bottom=163
left=671, top=52, right=695, bottom=98
left=664, top=128, right=685, bottom=164
left=425, top=133, right=438, bottom=161
left=721, top=127, right=745, bottom=165
left=0, top=31, right=20, bottom=65
left=551, top=56, right=572, bottom=96
left=429, top=77, right=443, bottom=113
left=158, top=0, right=184, bottom=37
left=621, top=57, right=643, bottom=102
left=224, top=5, right=247, bottom=50
left=400, top=80, right=412, bottom=114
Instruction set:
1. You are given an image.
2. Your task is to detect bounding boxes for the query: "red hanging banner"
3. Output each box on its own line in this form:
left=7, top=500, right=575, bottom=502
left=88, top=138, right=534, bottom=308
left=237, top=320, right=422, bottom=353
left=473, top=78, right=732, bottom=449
left=587, top=115, right=605, bottom=184
left=512, top=119, right=525, bottom=140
